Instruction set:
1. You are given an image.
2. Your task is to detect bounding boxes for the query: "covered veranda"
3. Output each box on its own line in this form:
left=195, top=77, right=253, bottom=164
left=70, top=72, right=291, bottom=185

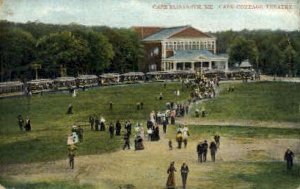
left=162, top=50, right=228, bottom=72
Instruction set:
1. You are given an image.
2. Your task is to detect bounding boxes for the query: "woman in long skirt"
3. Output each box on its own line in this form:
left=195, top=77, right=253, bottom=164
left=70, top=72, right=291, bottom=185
left=166, top=161, right=176, bottom=189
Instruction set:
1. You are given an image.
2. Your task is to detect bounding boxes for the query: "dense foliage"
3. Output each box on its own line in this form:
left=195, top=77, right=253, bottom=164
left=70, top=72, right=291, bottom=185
left=213, top=30, right=300, bottom=76
left=1, top=20, right=300, bottom=81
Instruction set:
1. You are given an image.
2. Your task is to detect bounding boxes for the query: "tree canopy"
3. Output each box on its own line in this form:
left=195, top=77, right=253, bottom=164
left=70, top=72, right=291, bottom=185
left=0, top=20, right=300, bottom=81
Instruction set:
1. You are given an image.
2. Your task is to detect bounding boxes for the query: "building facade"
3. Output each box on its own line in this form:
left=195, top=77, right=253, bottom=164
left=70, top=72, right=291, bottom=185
left=134, top=25, right=228, bottom=72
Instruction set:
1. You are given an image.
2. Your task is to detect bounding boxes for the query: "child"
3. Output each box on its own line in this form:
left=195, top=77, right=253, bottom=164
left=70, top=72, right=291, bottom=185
left=168, top=140, right=173, bottom=150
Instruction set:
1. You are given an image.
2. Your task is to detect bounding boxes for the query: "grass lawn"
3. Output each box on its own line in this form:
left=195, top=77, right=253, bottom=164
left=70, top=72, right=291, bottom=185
left=178, top=125, right=300, bottom=140
left=192, top=81, right=300, bottom=123
left=1, top=81, right=300, bottom=189
left=0, top=82, right=190, bottom=164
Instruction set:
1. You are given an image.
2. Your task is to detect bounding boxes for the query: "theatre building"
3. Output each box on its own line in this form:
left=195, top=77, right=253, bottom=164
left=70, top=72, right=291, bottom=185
left=134, top=25, right=228, bottom=72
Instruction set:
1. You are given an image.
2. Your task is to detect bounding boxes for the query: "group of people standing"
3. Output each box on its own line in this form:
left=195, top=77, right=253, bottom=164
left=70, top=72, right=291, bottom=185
left=17, top=115, right=31, bottom=131
left=88, top=115, right=107, bottom=131
left=197, top=136, right=220, bottom=163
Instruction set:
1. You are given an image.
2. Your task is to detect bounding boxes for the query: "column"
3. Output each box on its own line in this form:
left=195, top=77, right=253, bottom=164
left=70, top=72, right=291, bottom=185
left=191, top=62, right=195, bottom=71
left=161, top=42, right=166, bottom=59
left=183, top=63, right=186, bottom=70
left=209, top=61, right=212, bottom=70
left=201, top=62, right=203, bottom=69
left=225, top=60, right=229, bottom=71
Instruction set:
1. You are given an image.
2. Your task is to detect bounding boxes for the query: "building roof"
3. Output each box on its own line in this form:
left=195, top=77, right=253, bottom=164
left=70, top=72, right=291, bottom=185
left=142, top=25, right=213, bottom=42
left=132, top=27, right=163, bottom=39
left=142, top=26, right=188, bottom=41
left=239, top=60, right=252, bottom=68
left=165, top=50, right=227, bottom=61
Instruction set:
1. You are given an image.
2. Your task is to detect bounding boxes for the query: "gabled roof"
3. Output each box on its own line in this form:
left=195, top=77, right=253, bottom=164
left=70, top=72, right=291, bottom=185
left=239, top=60, right=252, bottom=68
left=132, top=27, right=163, bottom=39
left=165, top=50, right=227, bottom=61
left=142, top=26, right=213, bottom=42
left=142, top=26, right=189, bottom=42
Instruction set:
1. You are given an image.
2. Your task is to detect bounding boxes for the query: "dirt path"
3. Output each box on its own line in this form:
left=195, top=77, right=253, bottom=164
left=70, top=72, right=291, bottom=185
left=1, top=129, right=299, bottom=189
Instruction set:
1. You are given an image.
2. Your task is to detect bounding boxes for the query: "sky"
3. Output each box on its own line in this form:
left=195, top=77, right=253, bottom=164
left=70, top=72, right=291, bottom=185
left=0, top=0, right=299, bottom=32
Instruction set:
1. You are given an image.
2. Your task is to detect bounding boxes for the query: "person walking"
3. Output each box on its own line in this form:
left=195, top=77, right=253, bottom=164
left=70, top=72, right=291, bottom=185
left=166, top=162, right=176, bottom=189
left=68, top=144, right=77, bottom=169
left=209, top=141, right=218, bottom=162
left=109, top=123, right=115, bottom=138
left=197, top=141, right=204, bottom=163
left=180, top=163, right=189, bottom=189
left=115, top=120, right=121, bottom=136
left=89, top=115, right=94, bottom=130
left=284, top=148, right=294, bottom=171
left=123, top=132, right=130, bottom=150
left=17, top=115, right=24, bottom=131
left=202, top=140, right=208, bottom=162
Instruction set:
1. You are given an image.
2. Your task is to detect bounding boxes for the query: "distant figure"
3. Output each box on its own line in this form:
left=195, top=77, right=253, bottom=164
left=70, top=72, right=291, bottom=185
left=68, top=144, right=77, bottom=169
left=284, top=148, right=294, bottom=171
left=115, top=120, right=121, bottom=136
left=24, top=117, right=31, bottom=131
left=214, top=135, right=220, bottom=149
left=140, top=102, right=144, bottom=109
left=72, top=89, right=77, bottom=97
left=168, top=140, right=173, bottom=150
left=180, top=163, right=189, bottom=189
left=197, top=141, right=204, bottom=163
left=100, top=118, right=106, bottom=131
left=159, top=92, right=163, bottom=100
left=89, top=115, right=94, bottom=130
left=78, top=126, right=83, bottom=142
left=123, top=132, right=130, bottom=150
left=109, top=101, right=113, bottom=110
left=209, top=141, right=218, bottom=162
left=134, top=135, right=144, bottom=150
left=67, top=104, right=73, bottom=114
left=176, top=131, right=183, bottom=149
left=166, top=162, right=176, bottom=189
left=202, top=140, right=208, bottom=162
left=182, top=126, right=190, bottom=148
left=201, top=105, right=206, bottom=117
left=125, top=121, right=132, bottom=136
left=109, top=123, right=115, bottom=138
left=136, top=102, right=141, bottom=110
left=17, top=115, right=24, bottom=131
left=163, top=120, right=168, bottom=134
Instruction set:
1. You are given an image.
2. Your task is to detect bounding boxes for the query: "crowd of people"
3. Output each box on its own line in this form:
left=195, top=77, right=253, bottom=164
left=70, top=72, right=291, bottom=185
left=15, top=77, right=297, bottom=189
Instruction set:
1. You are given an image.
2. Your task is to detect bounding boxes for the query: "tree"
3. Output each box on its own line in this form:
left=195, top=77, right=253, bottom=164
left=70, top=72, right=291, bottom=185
left=36, top=31, right=89, bottom=77
left=102, top=28, right=144, bottom=73
left=85, top=31, right=114, bottom=74
left=228, top=36, right=258, bottom=67
left=0, top=27, right=36, bottom=81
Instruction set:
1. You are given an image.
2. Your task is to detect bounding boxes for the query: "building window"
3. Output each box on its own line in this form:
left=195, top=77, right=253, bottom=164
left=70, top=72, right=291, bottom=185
left=178, top=42, right=184, bottom=50
left=185, top=42, right=189, bottom=50
left=208, top=42, right=211, bottom=49
left=192, top=42, right=197, bottom=50
left=185, top=62, right=191, bottom=70
left=200, top=42, right=204, bottom=49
